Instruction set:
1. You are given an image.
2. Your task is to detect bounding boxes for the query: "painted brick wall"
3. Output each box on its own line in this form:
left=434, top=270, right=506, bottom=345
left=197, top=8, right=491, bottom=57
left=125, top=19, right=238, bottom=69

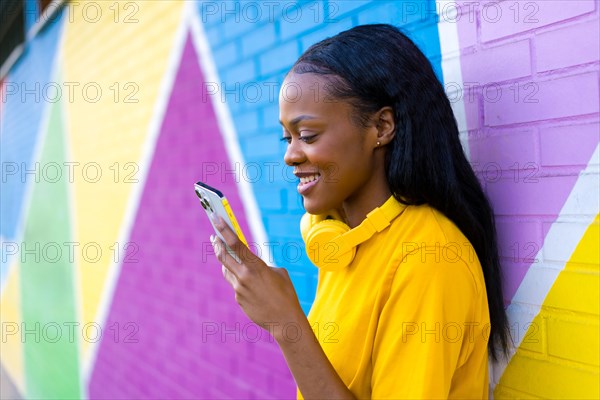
left=0, top=1, right=598, bottom=399
left=451, top=1, right=599, bottom=398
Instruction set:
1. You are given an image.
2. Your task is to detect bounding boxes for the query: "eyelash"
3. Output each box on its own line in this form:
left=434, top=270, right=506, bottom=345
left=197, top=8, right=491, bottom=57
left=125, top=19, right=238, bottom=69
left=280, top=135, right=316, bottom=144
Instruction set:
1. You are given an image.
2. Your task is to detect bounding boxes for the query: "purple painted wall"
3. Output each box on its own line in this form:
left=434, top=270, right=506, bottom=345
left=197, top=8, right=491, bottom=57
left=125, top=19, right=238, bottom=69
left=456, top=0, right=599, bottom=302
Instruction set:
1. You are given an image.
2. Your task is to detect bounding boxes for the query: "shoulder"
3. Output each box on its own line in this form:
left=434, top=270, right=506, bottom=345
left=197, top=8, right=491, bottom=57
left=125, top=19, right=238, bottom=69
left=384, top=204, right=484, bottom=296
left=389, top=203, right=470, bottom=245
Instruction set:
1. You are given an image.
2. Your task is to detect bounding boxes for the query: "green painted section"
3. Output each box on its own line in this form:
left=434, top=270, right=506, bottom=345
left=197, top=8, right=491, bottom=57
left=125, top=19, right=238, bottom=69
left=20, top=94, right=81, bottom=399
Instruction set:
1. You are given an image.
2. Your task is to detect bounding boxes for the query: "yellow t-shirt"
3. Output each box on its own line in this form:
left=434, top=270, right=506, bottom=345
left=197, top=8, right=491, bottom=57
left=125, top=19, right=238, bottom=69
left=298, top=201, right=490, bottom=399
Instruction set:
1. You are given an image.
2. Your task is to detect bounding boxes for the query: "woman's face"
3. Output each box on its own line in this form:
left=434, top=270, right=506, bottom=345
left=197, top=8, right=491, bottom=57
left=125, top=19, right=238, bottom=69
left=279, top=72, right=382, bottom=215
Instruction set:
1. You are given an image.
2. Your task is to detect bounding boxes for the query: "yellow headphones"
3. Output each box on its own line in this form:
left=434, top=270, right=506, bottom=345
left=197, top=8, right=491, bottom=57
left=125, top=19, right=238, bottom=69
left=300, top=196, right=406, bottom=271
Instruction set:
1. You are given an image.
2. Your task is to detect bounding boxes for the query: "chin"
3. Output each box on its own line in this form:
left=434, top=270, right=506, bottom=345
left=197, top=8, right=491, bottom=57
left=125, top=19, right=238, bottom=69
left=301, top=198, right=320, bottom=215
left=301, top=196, right=335, bottom=216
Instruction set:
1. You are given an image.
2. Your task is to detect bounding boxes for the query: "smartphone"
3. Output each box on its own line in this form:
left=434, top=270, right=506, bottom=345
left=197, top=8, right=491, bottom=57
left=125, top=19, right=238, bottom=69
left=194, top=181, right=248, bottom=262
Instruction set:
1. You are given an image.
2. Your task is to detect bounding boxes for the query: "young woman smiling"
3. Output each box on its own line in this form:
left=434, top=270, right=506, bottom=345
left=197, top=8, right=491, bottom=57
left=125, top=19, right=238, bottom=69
left=210, top=24, right=510, bottom=399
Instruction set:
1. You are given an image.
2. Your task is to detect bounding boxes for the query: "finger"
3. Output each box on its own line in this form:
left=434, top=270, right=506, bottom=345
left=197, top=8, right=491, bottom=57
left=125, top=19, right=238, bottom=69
left=221, top=264, right=237, bottom=287
left=212, top=216, right=257, bottom=264
left=211, top=235, right=243, bottom=279
left=270, top=266, right=290, bottom=277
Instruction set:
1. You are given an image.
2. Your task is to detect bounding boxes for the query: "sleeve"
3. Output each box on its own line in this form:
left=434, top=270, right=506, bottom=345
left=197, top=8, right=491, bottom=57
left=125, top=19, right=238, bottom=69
left=371, top=247, right=478, bottom=399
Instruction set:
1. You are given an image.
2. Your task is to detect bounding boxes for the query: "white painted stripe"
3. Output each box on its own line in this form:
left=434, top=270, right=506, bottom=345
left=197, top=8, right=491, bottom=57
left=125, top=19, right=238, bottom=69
left=436, top=0, right=470, bottom=159
left=490, top=144, right=600, bottom=389
left=81, top=3, right=191, bottom=387
left=1, top=80, right=6, bottom=136
left=189, top=9, right=272, bottom=263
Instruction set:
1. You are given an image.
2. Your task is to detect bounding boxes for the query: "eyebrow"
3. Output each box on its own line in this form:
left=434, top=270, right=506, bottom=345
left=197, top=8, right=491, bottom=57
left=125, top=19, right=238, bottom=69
left=279, top=115, right=318, bottom=128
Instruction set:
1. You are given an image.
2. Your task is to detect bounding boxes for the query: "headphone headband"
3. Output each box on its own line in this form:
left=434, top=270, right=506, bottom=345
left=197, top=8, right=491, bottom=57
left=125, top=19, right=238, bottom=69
left=301, top=196, right=406, bottom=271
left=331, top=195, right=405, bottom=250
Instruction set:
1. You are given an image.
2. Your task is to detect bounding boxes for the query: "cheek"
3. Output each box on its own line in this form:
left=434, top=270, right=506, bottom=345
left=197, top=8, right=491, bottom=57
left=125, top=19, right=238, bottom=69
left=304, top=132, right=370, bottom=177
left=320, top=162, right=341, bottom=186
left=340, top=148, right=376, bottom=186
left=317, top=149, right=370, bottom=187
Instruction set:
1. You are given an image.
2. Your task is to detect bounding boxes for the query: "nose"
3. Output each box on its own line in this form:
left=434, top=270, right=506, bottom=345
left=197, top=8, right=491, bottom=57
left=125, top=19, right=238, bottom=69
left=283, top=138, right=306, bottom=166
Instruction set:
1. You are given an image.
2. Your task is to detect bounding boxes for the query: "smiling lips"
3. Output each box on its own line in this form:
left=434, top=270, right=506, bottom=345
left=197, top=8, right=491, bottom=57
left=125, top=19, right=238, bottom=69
left=295, top=172, right=321, bottom=195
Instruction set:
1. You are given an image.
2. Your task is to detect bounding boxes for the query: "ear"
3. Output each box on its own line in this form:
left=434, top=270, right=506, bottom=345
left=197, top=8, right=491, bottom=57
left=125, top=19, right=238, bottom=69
left=374, top=106, right=395, bottom=146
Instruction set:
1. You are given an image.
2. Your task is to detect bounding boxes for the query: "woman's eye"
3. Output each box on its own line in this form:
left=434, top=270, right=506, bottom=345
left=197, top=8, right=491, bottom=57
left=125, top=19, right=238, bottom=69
left=299, top=135, right=316, bottom=143
left=280, top=134, right=316, bottom=144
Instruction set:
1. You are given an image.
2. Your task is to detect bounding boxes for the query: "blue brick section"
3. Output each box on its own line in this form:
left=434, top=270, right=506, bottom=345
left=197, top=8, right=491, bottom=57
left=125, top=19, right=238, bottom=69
left=258, top=41, right=300, bottom=77
left=355, top=0, right=437, bottom=26
left=299, top=18, right=354, bottom=52
left=326, top=0, right=372, bottom=20
left=198, top=0, right=444, bottom=313
left=241, top=23, right=277, bottom=57
left=222, top=58, right=256, bottom=84
left=211, top=40, right=238, bottom=69
left=24, top=0, right=40, bottom=32
left=278, top=2, right=325, bottom=40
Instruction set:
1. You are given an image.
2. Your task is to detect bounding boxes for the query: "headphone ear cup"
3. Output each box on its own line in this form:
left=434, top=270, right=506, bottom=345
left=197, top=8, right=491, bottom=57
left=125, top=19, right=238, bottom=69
left=305, top=219, right=356, bottom=271
left=300, top=212, right=315, bottom=244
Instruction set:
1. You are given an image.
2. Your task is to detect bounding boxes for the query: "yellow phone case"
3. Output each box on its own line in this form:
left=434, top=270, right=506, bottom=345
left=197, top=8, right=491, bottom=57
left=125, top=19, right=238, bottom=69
left=221, top=198, right=248, bottom=247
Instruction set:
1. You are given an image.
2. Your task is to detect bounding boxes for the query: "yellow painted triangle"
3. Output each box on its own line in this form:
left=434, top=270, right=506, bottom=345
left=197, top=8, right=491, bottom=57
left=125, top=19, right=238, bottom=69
left=496, top=215, right=599, bottom=399
left=61, top=0, right=185, bottom=360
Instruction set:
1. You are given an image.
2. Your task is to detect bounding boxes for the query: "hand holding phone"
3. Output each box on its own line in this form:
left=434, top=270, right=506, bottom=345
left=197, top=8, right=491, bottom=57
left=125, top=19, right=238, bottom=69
left=194, top=181, right=248, bottom=262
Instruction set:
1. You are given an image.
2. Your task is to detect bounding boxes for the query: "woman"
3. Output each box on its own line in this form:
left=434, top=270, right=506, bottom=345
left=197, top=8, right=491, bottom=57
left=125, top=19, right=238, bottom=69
left=210, top=24, right=510, bottom=399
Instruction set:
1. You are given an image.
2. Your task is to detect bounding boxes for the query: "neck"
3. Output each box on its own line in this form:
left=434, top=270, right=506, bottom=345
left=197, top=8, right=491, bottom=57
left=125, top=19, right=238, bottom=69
left=341, top=180, right=392, bottom=229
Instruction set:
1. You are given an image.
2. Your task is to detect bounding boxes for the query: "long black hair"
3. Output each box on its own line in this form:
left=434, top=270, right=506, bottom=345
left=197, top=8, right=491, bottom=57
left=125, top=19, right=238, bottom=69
left=291, top=24, right=510, bottom=361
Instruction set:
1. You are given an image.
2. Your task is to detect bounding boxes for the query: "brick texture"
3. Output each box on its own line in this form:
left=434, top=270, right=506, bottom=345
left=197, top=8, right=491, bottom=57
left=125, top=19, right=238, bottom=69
left=1, top=1, right=598, bottom=399
left=456, top=1, right=599, bottom=396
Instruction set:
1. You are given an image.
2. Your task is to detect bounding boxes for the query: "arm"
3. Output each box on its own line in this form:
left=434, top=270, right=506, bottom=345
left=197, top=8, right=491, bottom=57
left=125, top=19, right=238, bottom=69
left=210, top=216, right=355, bottom=400
left=275, top=316, right=356, bottom=400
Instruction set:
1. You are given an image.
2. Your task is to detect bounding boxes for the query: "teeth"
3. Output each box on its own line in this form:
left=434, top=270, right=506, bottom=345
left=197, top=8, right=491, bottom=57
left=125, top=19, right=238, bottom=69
left=300, top=174, right=320, bottom=184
